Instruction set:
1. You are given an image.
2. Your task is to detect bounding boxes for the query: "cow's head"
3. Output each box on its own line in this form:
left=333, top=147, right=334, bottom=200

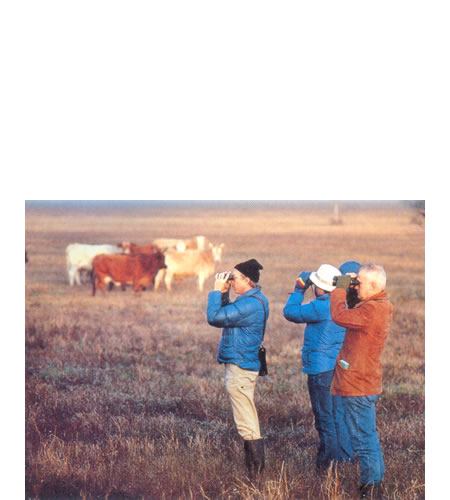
left=156, top=251, right=167, bottom=270
left=210, top=243, right=224, bottom=263
left=176, top=241, right=187, bottom=252
left=143, top=251, right=167, bottom=270
left=119, top=241, right=136, bottom=254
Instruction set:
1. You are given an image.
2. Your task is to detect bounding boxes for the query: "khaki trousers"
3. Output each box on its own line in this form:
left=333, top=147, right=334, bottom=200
left=225, top=363, right=261, bottom=440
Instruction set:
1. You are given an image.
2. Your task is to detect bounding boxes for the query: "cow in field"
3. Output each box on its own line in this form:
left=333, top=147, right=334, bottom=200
left=66, top=243, right=126, bottom=286
left=184, top=235, right=208, bottom=250
left=121, top=242, right=160, bottom=255
left=154, top=243, right=224, bottom=292
left=152, top=235, right=208, bottom=253
left=152, top=238, right=189, bottom=252
left=92, top=250, right=166, bottom=296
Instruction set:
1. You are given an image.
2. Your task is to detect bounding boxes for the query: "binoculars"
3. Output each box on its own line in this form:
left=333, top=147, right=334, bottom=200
left=332, top=276, right=359, bottom=287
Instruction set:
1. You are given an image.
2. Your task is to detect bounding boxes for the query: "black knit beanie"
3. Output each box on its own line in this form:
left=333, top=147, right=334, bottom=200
left=235, top=259, right=263, bottom=283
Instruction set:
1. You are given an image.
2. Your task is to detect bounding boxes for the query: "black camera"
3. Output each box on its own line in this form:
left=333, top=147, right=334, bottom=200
left=332, top=276, right=359, bottom=287
left=226, top=273, right=234, bottom=282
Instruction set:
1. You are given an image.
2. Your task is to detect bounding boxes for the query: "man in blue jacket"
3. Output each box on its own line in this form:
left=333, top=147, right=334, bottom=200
left=283, top=263, right=355, bottom=470
left=207, top=258, right=269, bottom=479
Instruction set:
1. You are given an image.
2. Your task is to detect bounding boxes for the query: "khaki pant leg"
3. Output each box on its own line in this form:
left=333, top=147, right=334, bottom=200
left=225, top=363, right=261, bottom=440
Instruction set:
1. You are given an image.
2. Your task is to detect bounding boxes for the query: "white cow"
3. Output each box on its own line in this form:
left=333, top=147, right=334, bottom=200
left=154, top=243, right=224, bottom=292
left=65, top=243, right=124, bottom=286
left=152, top=238, right=188, bottom=252
left=185, top=235, right=208, bottom=250
left=152, top=235, right=208, bottom=253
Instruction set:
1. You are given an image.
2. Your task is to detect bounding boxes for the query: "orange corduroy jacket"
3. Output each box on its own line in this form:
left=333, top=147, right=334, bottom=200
left=330, top=288, right=393, bottom=397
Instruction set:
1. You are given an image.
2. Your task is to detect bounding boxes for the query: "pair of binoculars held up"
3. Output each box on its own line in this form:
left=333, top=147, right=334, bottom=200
left=332, top=276, right=359, bottom=287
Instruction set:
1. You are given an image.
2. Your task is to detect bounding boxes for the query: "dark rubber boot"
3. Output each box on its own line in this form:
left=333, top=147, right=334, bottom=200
left=244, top=439, right=265, bottom=479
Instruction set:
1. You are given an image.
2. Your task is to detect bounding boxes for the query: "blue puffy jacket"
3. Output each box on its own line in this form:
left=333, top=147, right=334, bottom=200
left=283, top=291, right=345, bottom=374
left=207, top=286, right=269, bottom=372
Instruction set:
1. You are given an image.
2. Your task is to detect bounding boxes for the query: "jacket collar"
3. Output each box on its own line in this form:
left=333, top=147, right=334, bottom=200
left=235, top=286, right=261, bottom=301
left=357, top=290, right=388, bottom=305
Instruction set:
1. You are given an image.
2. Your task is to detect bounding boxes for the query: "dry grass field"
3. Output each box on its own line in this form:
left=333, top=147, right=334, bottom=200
left=25, top=201, right=425, bottom=499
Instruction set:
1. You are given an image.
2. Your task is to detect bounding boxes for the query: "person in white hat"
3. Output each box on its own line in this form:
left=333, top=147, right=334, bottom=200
left=283, top=264, right=355, bottom=470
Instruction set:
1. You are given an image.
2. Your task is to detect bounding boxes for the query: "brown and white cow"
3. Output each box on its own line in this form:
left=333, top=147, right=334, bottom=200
left=92, top=250, right=166, bottom=296
left=154, top=243, right=224, bottom=292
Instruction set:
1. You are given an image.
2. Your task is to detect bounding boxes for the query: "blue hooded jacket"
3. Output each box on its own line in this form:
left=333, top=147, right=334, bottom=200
left=283, top=291, right=346, bottom=374
left=207, top=286, right=269, bottom=372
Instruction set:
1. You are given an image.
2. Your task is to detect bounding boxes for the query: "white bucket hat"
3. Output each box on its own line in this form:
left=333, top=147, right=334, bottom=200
left=310, top=264, right=341, bottom=292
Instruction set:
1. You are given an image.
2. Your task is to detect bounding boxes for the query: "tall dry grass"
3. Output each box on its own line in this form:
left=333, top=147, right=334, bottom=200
left=25, top=203, right=424, bottom=499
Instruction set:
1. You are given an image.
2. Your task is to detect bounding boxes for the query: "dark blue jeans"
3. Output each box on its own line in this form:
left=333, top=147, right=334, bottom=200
left=338, top=394, right=385, bottom=485
left=307, top=370, right=355, bottom=468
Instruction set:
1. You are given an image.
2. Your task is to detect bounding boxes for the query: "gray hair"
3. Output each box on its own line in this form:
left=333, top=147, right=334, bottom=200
left=248, top=278, right=257, bottom=289
left=359, top=263, right=387, bottom=290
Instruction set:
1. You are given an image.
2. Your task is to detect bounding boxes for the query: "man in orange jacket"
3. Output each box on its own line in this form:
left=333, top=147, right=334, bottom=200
left=331, top=264, right=393, bottom=499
